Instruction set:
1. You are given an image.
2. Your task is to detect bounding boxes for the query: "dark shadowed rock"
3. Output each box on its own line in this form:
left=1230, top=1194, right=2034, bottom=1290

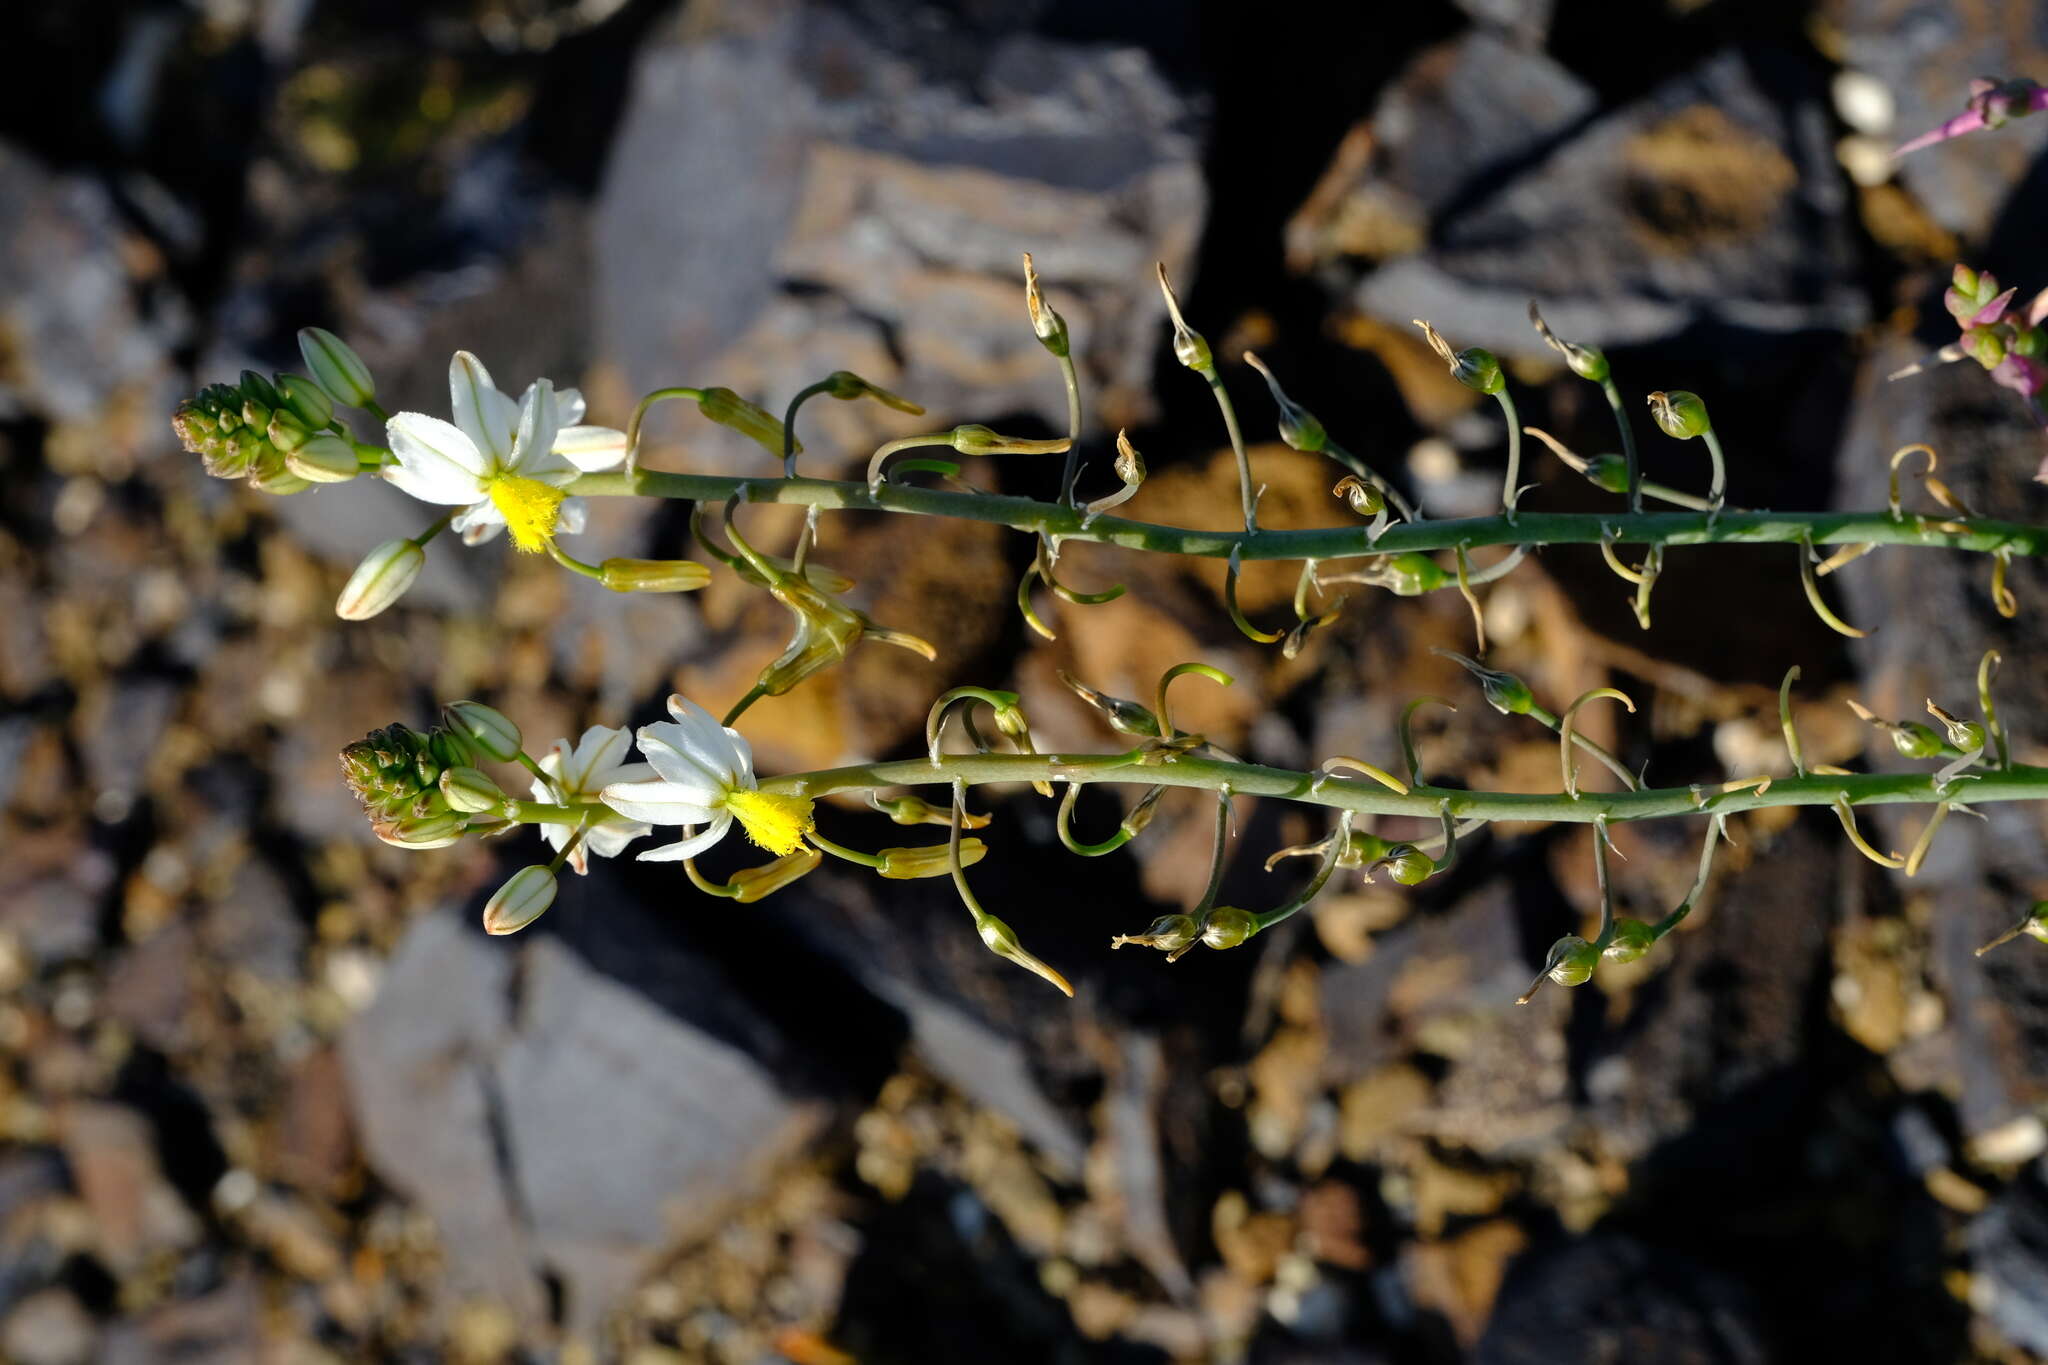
left=342, top=909, right=830, bottom=1336
left=1477, top=1233, right=1768, bottom=1365
left=593, top=0, right=1205, bottom=475
left=1354, top=49, right=1865, bottom=352
left=1969, top=1170, right=2048, bottom=1357
left=1835, top=337, right=2048, bottom=1144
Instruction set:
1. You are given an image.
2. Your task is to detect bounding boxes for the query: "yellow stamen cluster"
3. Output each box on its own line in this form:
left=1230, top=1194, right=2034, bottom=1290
left=486, top=474, right=567, bottom=553
left=724, top=789, right=816, bottom=857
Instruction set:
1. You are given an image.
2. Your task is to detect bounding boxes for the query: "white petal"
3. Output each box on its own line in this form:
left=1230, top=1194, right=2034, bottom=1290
left=600, top=760, right=655, bottom=787
left=554, top=424, right=629, bottom=471
left=385, top=413, right=488, bottom=502
left=663, top=694, right=751, bottom=779
left=723, top=727, right=754, bottom=780
left=600, top=777, right=719, bottom=825
left=637, top=720, right=737, bottom=791
left=556, top=498, right=588, bottom=536
left=557, top=387, right=588, bottom=426
left=564, top=725, right=633, bottom=790
left=449, top=352, right=518, bottom=465
left=510, top=379, right=562, bottom=475
left=635, top=818, right=731, bottom=862
left=583, top=820, right=650, bottom=861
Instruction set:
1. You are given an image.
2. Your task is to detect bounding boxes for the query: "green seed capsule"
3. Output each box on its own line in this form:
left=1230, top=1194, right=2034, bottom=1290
left=1601, top=918, right=1658, bottom=964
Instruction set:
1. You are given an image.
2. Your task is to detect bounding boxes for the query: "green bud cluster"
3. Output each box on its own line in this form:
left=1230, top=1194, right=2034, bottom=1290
left=340, top=722, right=486, bottom=848
left=172, top=369, right=346, bottom=491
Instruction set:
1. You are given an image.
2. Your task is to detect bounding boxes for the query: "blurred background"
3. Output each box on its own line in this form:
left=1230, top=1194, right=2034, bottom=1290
left=5, top=0, right=2048, bottom=1361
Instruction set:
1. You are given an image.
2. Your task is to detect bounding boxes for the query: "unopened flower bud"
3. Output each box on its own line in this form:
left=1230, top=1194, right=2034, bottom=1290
left=483, top=865, right=557, bottom=935
left=285, top=433, right=361, bottom=483
left=947, top=425, right=1069, bottom=457
left=297, top=327, right=376, bottom=407
left=443, top=701, right=522, bottom=763
left=1110, top=913, right=1202, bottom=959
left=1647, top=391, right=1711, bottom=439
left=1964, top=326, right=2008, bottom=369
left=1113, top=429, right=1145, bottom=486
left=877, top=838, right=987, bottom=879
left=377, top=811, right=468, bottom=849
left=250, top=464, right=312, bottom=495
left=276, top=373, right=335, bottom=429
left=976, top=914, right=1074, bottom=996
left=599, top=558, right=711, bottom=592
left=1602, top=918, right=1658, bottom=964
left=1412, top=319, right=1503, bottom=394
left=439, top=766, right=509, bottom=815
left=336, top=538, right=424, bottom=620
left=729, top=846, right=823, bottom=903
left=1201, top=907, right=1259, bottom=951
left=698, top=387, right=797, bottom=457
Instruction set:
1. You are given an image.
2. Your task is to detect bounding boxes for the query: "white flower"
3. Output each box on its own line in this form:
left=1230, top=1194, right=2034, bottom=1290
left=383, top=352, right=628, bottom=552
left=531, top=725, right=655, bottom=874
left=600, top=694, right=815, bottom=861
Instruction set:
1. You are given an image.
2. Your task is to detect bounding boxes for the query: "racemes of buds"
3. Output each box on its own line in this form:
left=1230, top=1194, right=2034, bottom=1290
left=172, top=369, right=351, bottom=490
left=340, top=722, right=488, bottom=848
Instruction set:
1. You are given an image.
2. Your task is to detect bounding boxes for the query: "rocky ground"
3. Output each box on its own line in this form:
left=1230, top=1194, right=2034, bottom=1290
left=6, top=1, right=2048, bottom=1362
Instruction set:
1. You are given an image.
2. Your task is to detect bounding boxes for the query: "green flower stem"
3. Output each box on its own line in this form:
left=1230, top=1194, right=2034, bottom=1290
left=1495, top=388, right=1523, bottom=523
left=758, top=751, right=2048, bottom=827
left=781, top=379, right=835, bottom=478
left=1600, top=377, right=1641, bottom=514
left=509, top=798, right=610, bottom=824
left=1056, top=351, right=1083, bottom=504
left=1207, top=372, right=1258, bottom=533
left=806, top=829, right=885, bottom=868
left=565, top=469, right=2048, bottom=567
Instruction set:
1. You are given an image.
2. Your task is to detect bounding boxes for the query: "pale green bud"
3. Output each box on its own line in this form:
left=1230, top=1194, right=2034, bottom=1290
left=285, top=433, right=361, bottom=483
left=442, top=701, right=522, bottom=763
left=599, top=558, right=711, bottom=592
left=876, top=838, right=987, bottom=879
left=698, top=387, right=796, bottom=458
left=336, top=538, right=424, bottom=621
left=729, top=846, right=822, bottom=903
left=1201, top=907, right=1259, bottom=951
left=276, top=373, right=335, bottom=429
left=297, top=327, right=376, bottom=407
left=438, top=766, right=509, bottom=815
left=482, top=865, right=557, bottom=935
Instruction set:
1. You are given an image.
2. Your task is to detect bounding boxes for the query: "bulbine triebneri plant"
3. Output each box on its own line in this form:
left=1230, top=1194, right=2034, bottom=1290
left=173, top=87, right=2048, bottom=1000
